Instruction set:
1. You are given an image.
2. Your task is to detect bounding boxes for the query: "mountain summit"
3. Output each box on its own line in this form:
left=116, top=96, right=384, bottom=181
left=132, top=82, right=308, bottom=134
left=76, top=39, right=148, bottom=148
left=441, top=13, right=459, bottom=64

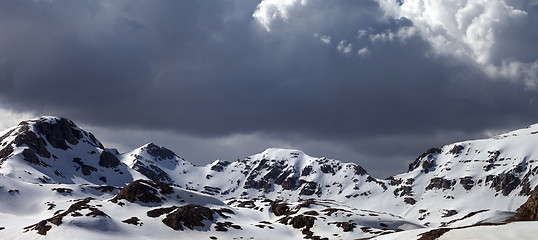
left=0, top=116, right=132, bottom=186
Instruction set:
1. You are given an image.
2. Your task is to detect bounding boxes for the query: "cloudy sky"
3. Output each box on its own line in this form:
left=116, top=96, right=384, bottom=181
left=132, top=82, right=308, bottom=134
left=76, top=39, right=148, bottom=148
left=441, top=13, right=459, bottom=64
left=1, top=0, right=537, bottom=177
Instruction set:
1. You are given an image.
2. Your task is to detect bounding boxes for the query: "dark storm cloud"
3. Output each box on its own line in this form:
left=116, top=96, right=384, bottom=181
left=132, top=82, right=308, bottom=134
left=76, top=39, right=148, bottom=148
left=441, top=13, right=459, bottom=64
left=1, top=0, right=537, bottom=177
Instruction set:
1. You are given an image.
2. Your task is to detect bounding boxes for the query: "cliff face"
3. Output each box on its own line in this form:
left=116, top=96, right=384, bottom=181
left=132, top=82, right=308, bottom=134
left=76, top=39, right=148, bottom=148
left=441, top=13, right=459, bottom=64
left=508, top=186, right=538, bottom=221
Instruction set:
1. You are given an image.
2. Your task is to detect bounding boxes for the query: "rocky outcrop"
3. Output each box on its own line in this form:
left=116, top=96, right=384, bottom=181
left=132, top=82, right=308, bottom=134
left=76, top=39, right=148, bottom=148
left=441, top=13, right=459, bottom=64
left=24, top=197, right=108, bottom=235
left=148, top=204, right=218, bottom=231
left=459, top=177, right=475, bottom=191
left=425, top=178, right=455, bottom=191
left=210, top=160, right=231, bottom=172
left=99, top=151, right=121, bottom=168
left=507, top=186, right=538, bottom=221
left=133, top=163, right=171, bottom=183
left=145, top=143, right=176, bottom=160
left=163, top=204, right=215, bottom=231
left=408, top=148, right=441, bottom=172
left=485, top=173, right=521, bottom=196
left=111, top=180, right=173, bottom=204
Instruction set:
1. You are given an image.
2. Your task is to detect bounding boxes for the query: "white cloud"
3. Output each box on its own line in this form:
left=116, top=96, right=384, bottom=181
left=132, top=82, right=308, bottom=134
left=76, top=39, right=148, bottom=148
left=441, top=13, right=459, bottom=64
left=0, top=108, right=35, bottom=131
left=320, top=35, right=331, bottom=44
left=314, top=33, right=331, bottom=44
left=369, top=26, right=417, bottom=43
left=253, top=0, right=309, bottom=31
left=376, top=0, right=538, bottom=88
left=252, top=0, right=538, bottom=88
left=357, top=47, right=369, bottom=56
left=337, top=40, right=353, bottom=54
left=357, top=29, right=368, bottom=39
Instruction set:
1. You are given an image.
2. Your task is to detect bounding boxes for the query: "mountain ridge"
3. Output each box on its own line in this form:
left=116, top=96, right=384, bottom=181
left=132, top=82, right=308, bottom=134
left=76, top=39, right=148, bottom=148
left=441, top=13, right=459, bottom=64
left=2, top=116, right=538, bottom=239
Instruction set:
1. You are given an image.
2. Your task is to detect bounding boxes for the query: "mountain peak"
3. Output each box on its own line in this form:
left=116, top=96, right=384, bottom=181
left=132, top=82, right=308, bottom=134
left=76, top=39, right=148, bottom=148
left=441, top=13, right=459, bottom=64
left=0, top=116, right=133, bottom=186
left=142, top=142, right=177, bottom=160
left=16, top=116, right=104, bottom=150
left=119, top=142, right=187, bottom=183
left=255, top=147, right=306, bottom=161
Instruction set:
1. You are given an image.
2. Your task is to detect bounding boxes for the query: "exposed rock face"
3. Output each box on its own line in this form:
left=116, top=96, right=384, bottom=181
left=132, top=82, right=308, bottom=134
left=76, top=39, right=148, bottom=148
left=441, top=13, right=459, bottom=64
left=331, top=221, right=356, bottom=232
left=425, top=178, right=455, bottom=191
left=14, top=130, right=51, bottom=159
left=459, top=177, right=475, bottom=191
left=299, top=181, right=319, bottom=196
left=486, top=173, right=521, bottom=196
left=210, top=160, right=231, bottom=172
left=122, top=217, right=142, bottom=226
left=409, top=148, right=441, bottom=172
left=99, top=151, right=121, bottom=168
left=24, top=197, right=108, bottom=235
left=270, top=201, right=294, bottom=216
left=289, top=215, right=315, bottom=229
left=448, top=145, right=464, bottom=155
left=30, top=118, right=84, bottom=150
left=133, top=163, right=171, bottom=183
left=508, top=186, right=538, bottom=221
left=147, top=204, right=217, bottom=231
left=163, top=204, right=215, bottom=230
left=14, top=117, right=103, bottom=152
left=146, top=143, right=176, bottom=160
left=124, top=143, right=183, bottom=184
left=22, top=148, right=49, bottom=167
left=111, top=180, right=173, bottom=204
left=0, top=144, right=13, bottom=164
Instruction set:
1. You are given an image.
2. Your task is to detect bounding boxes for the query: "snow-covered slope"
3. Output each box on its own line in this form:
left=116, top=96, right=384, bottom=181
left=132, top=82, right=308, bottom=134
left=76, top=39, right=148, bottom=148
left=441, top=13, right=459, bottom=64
left=120, top=124, right=538, bottom=229
left=384, top=124, right=538, bottom=227
left=3, top=116, right=538, bottom=239
left=121, top=147, right=385, bottom=201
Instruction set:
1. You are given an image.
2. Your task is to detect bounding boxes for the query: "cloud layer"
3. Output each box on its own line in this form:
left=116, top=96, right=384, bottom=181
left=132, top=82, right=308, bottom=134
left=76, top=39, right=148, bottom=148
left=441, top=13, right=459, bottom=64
left=0, top=0, right=537, bottom=176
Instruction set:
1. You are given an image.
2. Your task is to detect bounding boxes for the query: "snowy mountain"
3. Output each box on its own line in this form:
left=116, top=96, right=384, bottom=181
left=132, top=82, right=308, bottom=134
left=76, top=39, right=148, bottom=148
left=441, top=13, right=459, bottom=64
left=2, top=116, right=538, bottom=239
left=0, top=116, right=135, bottom=186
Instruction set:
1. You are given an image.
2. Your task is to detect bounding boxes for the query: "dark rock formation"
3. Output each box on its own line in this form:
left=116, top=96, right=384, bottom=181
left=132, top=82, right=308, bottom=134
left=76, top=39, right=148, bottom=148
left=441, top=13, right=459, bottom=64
left=393, top=186, right=412, bottom=197
left=301, top=166, right=313, bottom=176
left=459, top=177, right=475, bottom=191
left=51, top=188, right=73, bottom=194
left=352, top=165, right=368, bottom=175
left=289, top=215, right=315, bottom=229
left=162, top=204, right=215, bottom=231
left=409, top=148, right=441, bottom=172
left=147, top=206, right=179, bottom=218
left=146, top=143, right=176, bottom=160
left=73, top=158, right=97, bottom=176
left=299, top=181, right=318, bottom=196
left=122, top=217, right=142, bottom=226
left=508, top=186, right=538, bottom=221
left=442, top=209, right=458, bottom=218
left=24, top=197, right=108, bottom=235
left=99, top=151, right=121, bottom=168
left=329, top=221, right=356, bottom=232
left=485, top=173, right=521, bottom=196
left=210, top=160, right=230, bottom=172
left=270, top=201, right=294, bottom=216
left=14, top=131, right=51, bottom=159
left=31, top=118, right=84, bottom=150
left=449, top=145, right=464, bottom=155
left=425, top=178, right=455, bottom=191
left=214, top=221, right=242, bottom=231
left=111, top=180, right=173, bottom=204
left=22, top=148, right=49, bottom=167
left=404, top=197, right=417, bottom=205
left=133, top=163, right=171, bottom=183
left=0, top=144, right=14, bottom=164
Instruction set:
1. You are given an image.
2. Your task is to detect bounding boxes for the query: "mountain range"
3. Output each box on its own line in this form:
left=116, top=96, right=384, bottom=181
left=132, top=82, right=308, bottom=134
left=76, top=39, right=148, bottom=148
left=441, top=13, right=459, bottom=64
left=1, top=116, right=538, bottom=239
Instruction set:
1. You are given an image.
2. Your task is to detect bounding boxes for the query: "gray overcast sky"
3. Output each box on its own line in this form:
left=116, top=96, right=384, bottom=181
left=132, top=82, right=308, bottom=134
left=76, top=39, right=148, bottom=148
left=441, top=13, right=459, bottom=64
left=1, top=0, right=537, bottom=177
